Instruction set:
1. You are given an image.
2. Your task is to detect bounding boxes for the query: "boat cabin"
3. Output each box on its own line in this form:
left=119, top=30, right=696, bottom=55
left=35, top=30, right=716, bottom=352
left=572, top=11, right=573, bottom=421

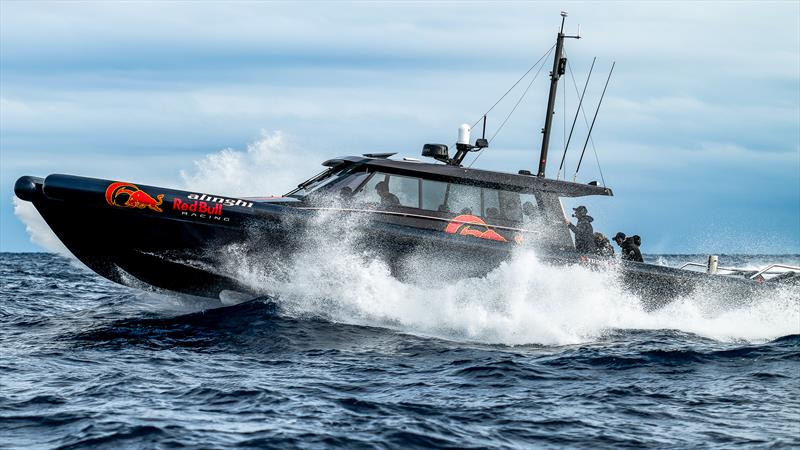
left=286, top=154, right=612, bottom=248
left=284, top=13, right=616, bottom=250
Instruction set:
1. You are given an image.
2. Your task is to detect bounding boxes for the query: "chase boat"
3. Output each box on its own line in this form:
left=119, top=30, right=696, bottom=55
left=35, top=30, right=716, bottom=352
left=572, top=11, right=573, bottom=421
left=14, top=14, right=797, bottom=308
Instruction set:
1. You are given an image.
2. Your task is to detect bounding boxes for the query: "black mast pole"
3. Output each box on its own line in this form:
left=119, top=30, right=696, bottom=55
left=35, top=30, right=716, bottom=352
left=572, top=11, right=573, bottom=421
left=536, top=12, right=568, bottom=178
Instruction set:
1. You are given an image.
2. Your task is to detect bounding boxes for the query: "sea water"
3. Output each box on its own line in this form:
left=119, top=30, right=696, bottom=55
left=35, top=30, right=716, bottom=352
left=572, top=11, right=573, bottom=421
left=1, top=252, right=798, bottom=448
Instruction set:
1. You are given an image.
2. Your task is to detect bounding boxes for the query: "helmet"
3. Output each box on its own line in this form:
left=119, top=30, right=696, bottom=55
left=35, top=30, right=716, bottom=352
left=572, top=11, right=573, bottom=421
left=613, top=232, right=626, bottom=242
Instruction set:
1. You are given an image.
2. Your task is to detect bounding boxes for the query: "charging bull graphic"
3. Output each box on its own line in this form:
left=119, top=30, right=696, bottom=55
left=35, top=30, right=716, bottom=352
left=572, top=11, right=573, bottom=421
left=444, top=214, right=507, bottom=242
left=105, top=181, right=164, bottom=213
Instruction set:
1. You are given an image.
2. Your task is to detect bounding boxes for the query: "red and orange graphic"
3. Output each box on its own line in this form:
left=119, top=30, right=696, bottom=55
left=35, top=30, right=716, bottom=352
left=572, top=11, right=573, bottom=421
left=444, top=214, right=507, bottom=242
left=105, top=182, right=164, bottom=213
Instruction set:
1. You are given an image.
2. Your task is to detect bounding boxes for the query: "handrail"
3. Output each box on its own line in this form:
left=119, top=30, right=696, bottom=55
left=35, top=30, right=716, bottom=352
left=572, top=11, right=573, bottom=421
left=678, top=262, right=748, bottom=273
left=750, top=263, right=800, bottom=280
left=679, top=261, right=800, bottom=279
left=296, top=206, right=541, bottom=234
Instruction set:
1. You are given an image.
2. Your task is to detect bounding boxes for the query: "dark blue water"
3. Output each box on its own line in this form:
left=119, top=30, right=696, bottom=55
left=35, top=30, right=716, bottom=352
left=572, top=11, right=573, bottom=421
left=1, top=253, right=798, bottom=448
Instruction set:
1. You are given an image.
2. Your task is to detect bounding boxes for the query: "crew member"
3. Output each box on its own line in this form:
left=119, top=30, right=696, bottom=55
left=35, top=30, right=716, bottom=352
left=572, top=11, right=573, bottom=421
left=613, top=232, right=644, bottom=262
left=565, top=205, right=597, bottom=253
left=594, top=232, right=615, bottom=256
left=375, top=181, right=400, bottom=206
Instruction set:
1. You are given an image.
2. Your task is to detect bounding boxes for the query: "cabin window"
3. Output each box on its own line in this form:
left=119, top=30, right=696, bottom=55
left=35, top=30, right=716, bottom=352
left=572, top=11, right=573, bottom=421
left=519, top=193, right=542, bottom=222
left=421, top=180, right=448, bottom=212
left=447, top=184, right=482, bottom=216
left=389, top=175, right=420, bottom=208
left=357, top=172, right=420, bottom=208
left=335, top=167, right=371, bottom=194
left=483, top=188, right=501, bottom=219
left=482, top=188, right=524, bottom=222
left=350, top=171, right=548, bottom=227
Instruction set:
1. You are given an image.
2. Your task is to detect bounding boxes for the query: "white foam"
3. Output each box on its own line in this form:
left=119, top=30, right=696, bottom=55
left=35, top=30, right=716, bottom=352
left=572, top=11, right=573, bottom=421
left=222, top=211, right=800, bottom=346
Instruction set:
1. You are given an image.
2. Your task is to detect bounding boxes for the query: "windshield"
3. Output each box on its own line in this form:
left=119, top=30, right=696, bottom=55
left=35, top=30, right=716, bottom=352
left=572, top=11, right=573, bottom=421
left=286, top=165, right=370, bottom=199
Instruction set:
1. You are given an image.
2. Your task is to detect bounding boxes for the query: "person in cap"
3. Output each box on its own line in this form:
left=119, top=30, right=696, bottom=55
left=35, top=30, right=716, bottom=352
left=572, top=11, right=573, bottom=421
left=565, top=205, right=597, bottom=253
left=613, top=232, right=643, bottom=262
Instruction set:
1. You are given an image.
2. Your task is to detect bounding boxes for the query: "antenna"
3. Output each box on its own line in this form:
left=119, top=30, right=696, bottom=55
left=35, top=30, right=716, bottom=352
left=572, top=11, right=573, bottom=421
left=574, top=61, right=615, bottom=181
left=556, top=56, right=596, bottom=180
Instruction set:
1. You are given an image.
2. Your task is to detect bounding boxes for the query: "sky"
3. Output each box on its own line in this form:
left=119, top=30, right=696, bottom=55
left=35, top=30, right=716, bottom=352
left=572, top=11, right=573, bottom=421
left=1, top=1, right=798, bottom=253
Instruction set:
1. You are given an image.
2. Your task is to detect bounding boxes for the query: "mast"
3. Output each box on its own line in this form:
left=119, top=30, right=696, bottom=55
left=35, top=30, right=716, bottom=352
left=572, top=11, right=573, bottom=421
left=537, top=12, right=577, bottom=178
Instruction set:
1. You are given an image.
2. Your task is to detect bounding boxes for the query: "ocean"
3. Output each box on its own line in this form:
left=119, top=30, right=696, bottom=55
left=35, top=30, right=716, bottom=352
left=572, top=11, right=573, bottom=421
left=1, top=252, right=798, bottom=448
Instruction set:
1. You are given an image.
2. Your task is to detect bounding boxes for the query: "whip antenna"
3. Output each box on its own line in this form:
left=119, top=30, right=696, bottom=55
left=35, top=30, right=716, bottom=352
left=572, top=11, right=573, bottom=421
left=574, top=61, right=614, bottom=181
left=556, top=56, right=595, bottom=180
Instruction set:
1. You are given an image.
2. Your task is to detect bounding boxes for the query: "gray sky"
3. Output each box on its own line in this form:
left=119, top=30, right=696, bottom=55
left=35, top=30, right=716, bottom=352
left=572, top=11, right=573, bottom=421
left=1, top=1, right=798, bottom=252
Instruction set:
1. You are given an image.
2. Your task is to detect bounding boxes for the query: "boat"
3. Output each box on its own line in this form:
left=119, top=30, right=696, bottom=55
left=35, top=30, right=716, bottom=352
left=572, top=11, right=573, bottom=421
left=14, top=14, right=797, bottom=308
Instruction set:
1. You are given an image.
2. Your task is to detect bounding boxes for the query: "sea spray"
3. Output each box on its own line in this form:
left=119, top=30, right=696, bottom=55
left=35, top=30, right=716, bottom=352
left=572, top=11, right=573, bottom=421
left=218, top=207, right=800, bottom=346
left=13, top=197, right=72, bottom=257
left=179, top=130, right=323, bottom=197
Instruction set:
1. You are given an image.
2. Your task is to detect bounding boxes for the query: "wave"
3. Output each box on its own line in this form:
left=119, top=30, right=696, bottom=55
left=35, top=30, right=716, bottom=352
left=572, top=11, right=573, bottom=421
left=214, top=210, right=800, bottom=347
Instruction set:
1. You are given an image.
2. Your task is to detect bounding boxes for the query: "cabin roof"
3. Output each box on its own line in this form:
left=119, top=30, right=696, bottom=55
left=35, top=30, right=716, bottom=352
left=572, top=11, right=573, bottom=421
left=324, top=156, right=613, bottom=198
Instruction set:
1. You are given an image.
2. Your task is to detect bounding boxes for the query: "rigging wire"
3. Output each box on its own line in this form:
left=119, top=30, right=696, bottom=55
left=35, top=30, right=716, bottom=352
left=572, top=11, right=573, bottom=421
left=565, top=55, right=607, bottom=187
left=469, top=43, right=556, bottom=130
left=467, top=45, right=554, bottom=168
left=574, top=60, right=615, bottom=182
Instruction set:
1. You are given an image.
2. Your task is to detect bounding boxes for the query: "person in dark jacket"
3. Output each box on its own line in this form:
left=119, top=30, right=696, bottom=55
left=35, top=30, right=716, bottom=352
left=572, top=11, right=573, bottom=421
left=594, top=232, right=615, bottom=256
left=613, top=232, right=644, bottom=262
left=375, top=181, right=400, bottom=206
left=565, top=206, right=597, bottom=253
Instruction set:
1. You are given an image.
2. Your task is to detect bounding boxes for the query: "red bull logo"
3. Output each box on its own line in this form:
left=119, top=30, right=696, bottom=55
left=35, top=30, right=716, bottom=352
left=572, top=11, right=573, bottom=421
left=105, top=182, right=164, bottom=213
left=172, top=198, right=223, bottom=216
left=444, top=214, right=507, bottom=242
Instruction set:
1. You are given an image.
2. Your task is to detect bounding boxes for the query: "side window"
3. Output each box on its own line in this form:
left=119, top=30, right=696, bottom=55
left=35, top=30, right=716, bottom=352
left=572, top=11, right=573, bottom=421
left=388, top=175, right=420, bottom=208
left=483, top=188, right=502, bottom=219
left=447, top=184, right=481, bottom=216
left=519, top=193, right=541, bottom=222
left=498, top=190, right=523, bottom=222
left=421, top=180, right=448, bottom=212
left=354, top=172, right=420, bottom=208
left=358, top=173, right=386, bottom=204
left=482, top=188, right=523, bottom=222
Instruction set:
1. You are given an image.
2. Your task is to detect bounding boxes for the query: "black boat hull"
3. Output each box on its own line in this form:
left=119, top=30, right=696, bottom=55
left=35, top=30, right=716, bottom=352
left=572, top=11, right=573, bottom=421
left=15, top=174, right=767, bottom=309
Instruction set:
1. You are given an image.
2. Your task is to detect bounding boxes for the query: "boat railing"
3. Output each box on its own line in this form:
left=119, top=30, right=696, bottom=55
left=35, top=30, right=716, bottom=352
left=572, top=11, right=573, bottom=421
left=749, top=263, right=800, bottom=280
left=679, top=261, right=800, bottom=280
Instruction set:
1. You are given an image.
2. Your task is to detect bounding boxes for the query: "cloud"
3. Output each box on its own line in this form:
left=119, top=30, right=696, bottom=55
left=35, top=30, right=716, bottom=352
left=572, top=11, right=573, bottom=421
left=2, top=2, right=798, bottom=253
